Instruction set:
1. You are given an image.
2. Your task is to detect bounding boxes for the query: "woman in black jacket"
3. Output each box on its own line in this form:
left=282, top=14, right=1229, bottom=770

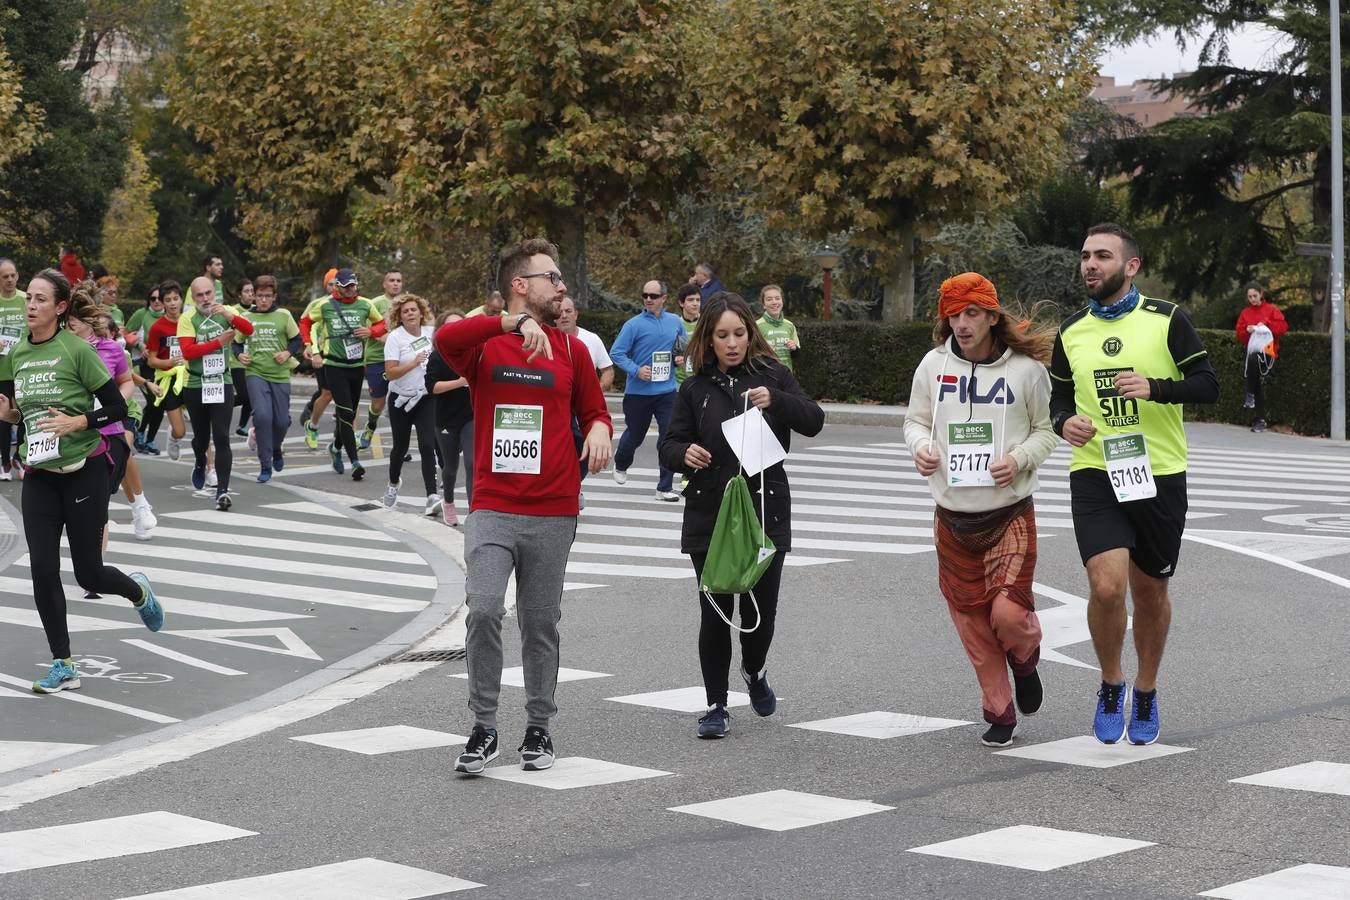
left=659, top=292, right=825, bottom=739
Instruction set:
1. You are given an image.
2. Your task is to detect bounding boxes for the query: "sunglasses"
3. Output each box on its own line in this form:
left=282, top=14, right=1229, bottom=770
left=641, top=292, right=664, bottom=300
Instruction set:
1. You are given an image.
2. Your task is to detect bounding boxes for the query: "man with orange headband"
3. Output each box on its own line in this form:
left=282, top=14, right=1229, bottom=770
left=905, top=272, right=1058, bottom=747
left=299, top=267, right=339, bottom=449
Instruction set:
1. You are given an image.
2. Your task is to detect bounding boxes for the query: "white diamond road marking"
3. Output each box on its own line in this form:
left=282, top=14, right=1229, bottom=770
left=115, top=856, right=483, bottom=898
left=291, top=726, right=468, bottom=756
left=788, top=711, right=972, bottom=739
left=1199, top=863, right=1350, bottom=899
left=0, top=811, right=256, bottom=874
left=1230, top=760, right=1350, bottom=797
left=670, top=789, right=892, bottom=832
left=907, top=824, right=1154, bottom=871
left=480, top=756, right=670, bottom=790
left=0, top=740, right=95, bottom=775
left=995, top=735, right=1194, bottom=768
left=606, top=686, right=750, bottom=713
left=451, top=666, right=611, bottom=687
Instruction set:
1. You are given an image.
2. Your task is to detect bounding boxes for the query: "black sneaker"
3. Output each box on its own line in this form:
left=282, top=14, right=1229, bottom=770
left=454, top=725, right=498, bottom=775
left=741, top=667, right=777, bottom=717
left=697, top=704, right=730, bottom=739
left=215, top=491, right=232, bottom=511
left=1014, top=669, right=1043, bottom=716
left=518, top=725, right=555, bottom=771
left=1243, top=392, right=1256, bottom=409
left=351, top=462, right=366, bottom=481
left=981, top=723, right=1018, bottom=747
left=1251, top=419, right=1267, bottom=433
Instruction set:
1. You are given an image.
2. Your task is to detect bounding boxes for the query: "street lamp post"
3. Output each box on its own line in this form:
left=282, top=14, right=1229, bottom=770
left=1332, top=0, right=1346, bottom=440
left=813, top=245, right=841, bottom=321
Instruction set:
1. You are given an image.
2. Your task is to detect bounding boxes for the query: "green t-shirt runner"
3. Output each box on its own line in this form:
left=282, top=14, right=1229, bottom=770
left=125, top=306, right=164, bottom=338
left=11, top=328, right=111, bottom=469
left=311, top=295, right=383, bottom=368
left=177, top=306, right=242, bottom=389
left=0, top=289, right=28, bottom=381
left=756, top=313, right=800, bottom=371
left=243, top=308, right=300, bottom=383
left=676, top=315, right=697, bottom=385
left=363, top=294, right=393, bottom=364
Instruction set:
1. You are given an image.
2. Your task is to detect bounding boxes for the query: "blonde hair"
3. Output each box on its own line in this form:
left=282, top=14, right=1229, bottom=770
left=393, top=293, right=434, bottom=330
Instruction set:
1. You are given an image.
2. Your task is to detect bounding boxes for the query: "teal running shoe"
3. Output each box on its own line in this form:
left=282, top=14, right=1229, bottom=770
left=130, top=572, right=164, bottom=632
left=33, top=658, right=80, bottom=693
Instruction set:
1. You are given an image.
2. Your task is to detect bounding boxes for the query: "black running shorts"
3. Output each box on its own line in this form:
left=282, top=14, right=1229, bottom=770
left=1069, top=468, right=1188, bottom=579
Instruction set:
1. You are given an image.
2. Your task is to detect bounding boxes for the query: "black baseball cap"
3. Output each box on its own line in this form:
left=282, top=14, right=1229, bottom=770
left=334, top=268, right=358, bottom=287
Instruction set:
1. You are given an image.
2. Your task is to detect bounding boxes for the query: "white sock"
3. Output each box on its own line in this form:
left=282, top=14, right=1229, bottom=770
left=131, top=493, right=149, bottom=509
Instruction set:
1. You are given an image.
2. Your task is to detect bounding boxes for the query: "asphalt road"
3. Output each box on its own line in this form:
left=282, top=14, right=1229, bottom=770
left=1, top=406, right=1348, bottom=899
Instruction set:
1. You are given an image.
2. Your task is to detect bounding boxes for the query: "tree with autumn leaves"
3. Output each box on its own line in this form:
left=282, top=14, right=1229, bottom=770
left=169, top=0, right=1095, bottom=315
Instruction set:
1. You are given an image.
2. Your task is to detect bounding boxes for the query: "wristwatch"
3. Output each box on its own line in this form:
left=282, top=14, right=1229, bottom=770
left=512, top=313, right=532, bottom=335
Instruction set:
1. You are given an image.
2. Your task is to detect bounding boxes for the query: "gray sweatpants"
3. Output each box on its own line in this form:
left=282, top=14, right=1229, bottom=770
left=464, top=509, right=577, bottom=730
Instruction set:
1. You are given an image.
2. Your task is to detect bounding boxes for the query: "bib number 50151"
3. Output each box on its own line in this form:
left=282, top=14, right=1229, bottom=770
left=1103, top=432, right=1156, bottom=502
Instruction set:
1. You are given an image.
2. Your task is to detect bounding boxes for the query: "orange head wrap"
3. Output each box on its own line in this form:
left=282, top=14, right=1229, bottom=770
left=938, top=272, right=1000, bottom=319
left=323, top=267, right=339, bottom=288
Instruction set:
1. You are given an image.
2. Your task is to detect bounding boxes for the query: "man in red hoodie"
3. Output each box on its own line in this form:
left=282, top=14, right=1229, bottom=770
left=1235, top=281, right=1288, bottom=433
left=438, top=237, right=612, bottom=776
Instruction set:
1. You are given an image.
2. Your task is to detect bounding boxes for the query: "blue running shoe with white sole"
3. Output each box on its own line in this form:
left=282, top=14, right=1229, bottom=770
left=130, top=572, right=164, bottom=632
left=741, top=667, right=777, bottom=717
left=1093, top=681, right=1127, bottom=744
left=33, top=658, right=80, bottom=693
left=328, top=442, right=344, bottom=474
left=1127, top=688, right=1161, bottom=745
left=190, top=463, right=205, bottom=490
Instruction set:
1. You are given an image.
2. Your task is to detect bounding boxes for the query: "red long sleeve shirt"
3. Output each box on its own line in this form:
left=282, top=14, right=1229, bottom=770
left=436, top=314, right=612, bottom=517
left=179, top=313, right=253, bottom=359
left=1235, top=301, right=1288, bottom=359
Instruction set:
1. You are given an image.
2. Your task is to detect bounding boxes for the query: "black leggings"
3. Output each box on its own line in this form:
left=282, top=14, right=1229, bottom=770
left=325, top=363, right=364, bottom=463
left=437, top=418, right=474, bottom=506
left=1245, top=352, right=1272, bottom=420
left=0, top=378, right=12, bottom=467
left=184, top=385, right=234, bottom=491
left=691, top=550, right=787, bottom=707
left=24, top=459, right=141, bottom=659
left=388, top=393, right=438, bottom=494
left=232, top=367, right=251, bottom=429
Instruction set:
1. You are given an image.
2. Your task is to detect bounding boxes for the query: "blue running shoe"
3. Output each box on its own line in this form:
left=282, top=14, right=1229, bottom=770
left=143, top=440, right=160, bottom=456
left=273, top=453, right=284, bottom=472
left=190, top=463, right=205, bottom=490
left=1093, top=681, right=1127, bottom=744
left=256, top=470, right=271, bottom=483
left=328, top=442, right=344, bottom=474
left=130, top=572, right=163, bottom=632
left=741, top=667, right=777, bottom=717
left=1127, top=688, right=1161, bottom=745
left=32, top=658, right=80, bottom=693
left=697, top=704, right=730, bottom=739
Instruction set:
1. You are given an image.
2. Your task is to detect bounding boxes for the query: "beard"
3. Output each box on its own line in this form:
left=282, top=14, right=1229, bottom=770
left=529, top=295, right=562, bottom=326
left=1087, top=267, right=1128, bottom=302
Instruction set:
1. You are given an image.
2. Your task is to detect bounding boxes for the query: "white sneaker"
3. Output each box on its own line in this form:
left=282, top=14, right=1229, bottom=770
left=613, top=470, right=627, bottom=485
left=578, top=492, right=586, bottom=511
left=425, top=494, right=443, bottom=517
left=132, top=507, right=155, bottom=541
left=205, top=468, right=218, bottom=488
left=132, top=502, right=157, bottom=530
left=167, top=435, right=182, bottom=461
left=655, top=490, right=680, bottom=502
left=442, top=501, right=459, bottom=526
left=382, top=480, right=400, bottom=508
left=0, top=465, right=10, bottom=482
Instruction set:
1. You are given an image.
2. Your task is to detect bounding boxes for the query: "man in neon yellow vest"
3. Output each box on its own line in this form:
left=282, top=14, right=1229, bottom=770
left=1049, top=223, right=1218, bottom=748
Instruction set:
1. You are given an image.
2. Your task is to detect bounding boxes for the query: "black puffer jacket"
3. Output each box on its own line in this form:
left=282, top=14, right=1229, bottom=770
left=658, top=358, right=825, bottom=554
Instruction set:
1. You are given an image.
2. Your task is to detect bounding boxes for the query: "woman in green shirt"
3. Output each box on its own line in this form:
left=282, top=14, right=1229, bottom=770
left=1, top=271, right=164, bottom=694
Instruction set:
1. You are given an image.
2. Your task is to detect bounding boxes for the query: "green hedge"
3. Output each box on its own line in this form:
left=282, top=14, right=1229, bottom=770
left=575, top=310, right=1347, bottom=436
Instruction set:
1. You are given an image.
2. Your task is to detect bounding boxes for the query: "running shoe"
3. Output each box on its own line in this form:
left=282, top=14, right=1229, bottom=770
left=304, top=422, right=319, bottom=450
left=654, top=490, right=680, bottom=502
left=1093, top=680, right=1128, bottom=744
left=235, top=426, right=248, bottom=438
left=167, top=435, right=182, bottom=460
left=981, top=723, right=1018, bottom=747
left=425, top=494, right=442, bottom=517
left=273, top=452, right=285, bottom=472
left=1251, top=419, right=1267, bottom=433
left=143, top=441, right=160, bottom=456
left=351, top=462, right=365, bottom=481
left=359, top=426, right=375, bottom=450
left=131, top=504, right=156, bottom=541
left=328, top=442, right=344, bottom=474
left=246, top=426, right=256, bottom=450
left=741, top=667, right=777, bottom=717
left=697, top=704, right=730, bottom=739
left=256, top=470, right=271, bottom=483
left=84, top=590, right=101, bottom=599
left=578, top=492, right=585, bottom=511
left=133, top=431, right=148, bottom=454
left=0, top=465, right=10, bottom=482
left=32, top=658, right=80, bottom=694
left=1127, top=687, right=1161, bottom=745
left=1243, top=392, right=1256, bottom=409
left=129, top=572, right=164, bottom=632
left=454, top=725, right=499, bottom=775
left=382, top=480, right=400, bottom=508
left=442, top=501, right=458, bottom=527
left=613, top=469, right=627, bottom=485
left=1014, top=668, right=1043, bottom=716
left=518, top=726, right=555, bottom=771
left=205, top=468, right=218, bottom=488
left=190, top=463, right=206, bottom=490
left=215, top=491, right=231, bottom=511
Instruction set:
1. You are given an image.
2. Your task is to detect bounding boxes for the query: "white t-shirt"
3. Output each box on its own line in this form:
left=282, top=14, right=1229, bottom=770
left=574, top=326, right=613, bottom=371
left=383, top=324, right=434, bottom=397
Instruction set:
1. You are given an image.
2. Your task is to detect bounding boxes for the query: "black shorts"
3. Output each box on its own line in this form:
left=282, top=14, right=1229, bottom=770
left=315, top=365, right=329, bottom=392
left=106, top=433, right=130, bottom=495
left=1069, top=468, right=1188, bottom=579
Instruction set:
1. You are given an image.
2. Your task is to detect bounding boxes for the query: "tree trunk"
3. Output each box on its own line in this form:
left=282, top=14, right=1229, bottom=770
left=487, top=224, right=510, bottom=294
left=880, top=222, right=916, bottom=323
left=556, top=208, right=588, bottom=308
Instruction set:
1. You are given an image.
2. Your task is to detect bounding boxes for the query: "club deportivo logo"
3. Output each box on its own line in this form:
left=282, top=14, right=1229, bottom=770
left=1102, top=337, right=1123, bottom=357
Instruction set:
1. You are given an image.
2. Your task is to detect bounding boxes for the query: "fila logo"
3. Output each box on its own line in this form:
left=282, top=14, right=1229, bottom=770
left=937, top=374, right=1015, bottom=405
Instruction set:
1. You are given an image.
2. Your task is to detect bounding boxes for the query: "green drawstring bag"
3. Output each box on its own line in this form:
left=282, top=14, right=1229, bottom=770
left=699, top=393, right=777, bottom=633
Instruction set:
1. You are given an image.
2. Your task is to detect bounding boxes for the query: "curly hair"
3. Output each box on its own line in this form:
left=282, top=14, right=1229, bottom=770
left=391, top=293, right=434, bottom=331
